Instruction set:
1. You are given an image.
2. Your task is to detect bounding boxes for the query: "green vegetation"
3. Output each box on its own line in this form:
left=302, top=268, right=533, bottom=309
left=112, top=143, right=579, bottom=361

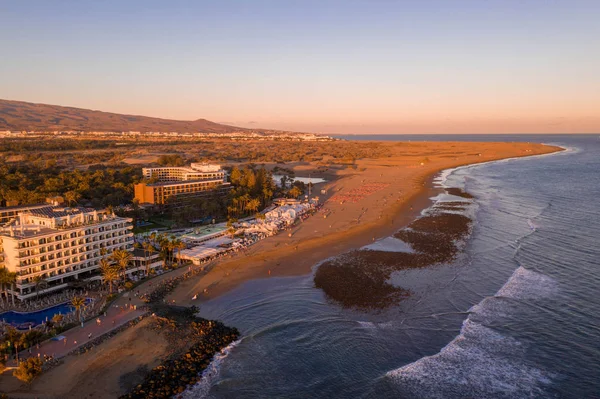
left=0, top=136, right=392, bottom=228
left=157, top=154, right=185, bottom=166
left=13, top=357, right=43, bottom=383
left=1, top=327, right=54, bottom=367
left=0, top=160, right=141, bottom=207
left=70, top=296, right=86, bottom=322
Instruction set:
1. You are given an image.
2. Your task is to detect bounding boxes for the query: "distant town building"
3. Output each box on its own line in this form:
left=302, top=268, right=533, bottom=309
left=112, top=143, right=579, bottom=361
left=0, top=206, right=133, bottom=300
left=134, top=163, right=230, bottom=205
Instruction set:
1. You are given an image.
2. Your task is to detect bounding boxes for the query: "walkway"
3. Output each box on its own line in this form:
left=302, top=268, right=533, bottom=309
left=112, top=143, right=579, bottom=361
left=9, top=263, right=209, bottom=366
left=11, top=301, right=144, bottom=365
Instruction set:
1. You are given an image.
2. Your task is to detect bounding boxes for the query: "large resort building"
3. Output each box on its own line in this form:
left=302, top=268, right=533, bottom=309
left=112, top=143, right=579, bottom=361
left=134, top=163, right=231, bottom=205
left=0, top=206, right=134, bottom=300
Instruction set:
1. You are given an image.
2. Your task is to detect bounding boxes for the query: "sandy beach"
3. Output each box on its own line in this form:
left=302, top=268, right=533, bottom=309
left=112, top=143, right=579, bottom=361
left=168, top=141, right=562, bottom=307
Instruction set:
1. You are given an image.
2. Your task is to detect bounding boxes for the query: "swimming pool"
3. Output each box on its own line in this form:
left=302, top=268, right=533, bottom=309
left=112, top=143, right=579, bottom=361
left=0, top=298, right=92, bottom=327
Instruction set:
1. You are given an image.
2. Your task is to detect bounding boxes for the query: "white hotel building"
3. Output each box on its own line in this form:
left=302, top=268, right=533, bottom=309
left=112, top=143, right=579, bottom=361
left=0, top=206, right=134, bottom=300
left=142, top=163, right=226, bottom=182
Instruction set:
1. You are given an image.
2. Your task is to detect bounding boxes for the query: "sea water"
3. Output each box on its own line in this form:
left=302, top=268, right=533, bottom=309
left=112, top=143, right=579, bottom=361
left=181, top=134, right=600, bottom=398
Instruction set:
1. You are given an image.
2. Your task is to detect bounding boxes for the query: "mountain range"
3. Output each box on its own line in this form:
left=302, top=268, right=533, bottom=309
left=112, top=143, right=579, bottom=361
left=0, top=99, right=245, bottom=133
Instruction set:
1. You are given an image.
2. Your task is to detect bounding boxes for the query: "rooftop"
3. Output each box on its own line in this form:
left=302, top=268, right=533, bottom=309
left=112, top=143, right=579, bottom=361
left=27, top=206, right=96, bottom=218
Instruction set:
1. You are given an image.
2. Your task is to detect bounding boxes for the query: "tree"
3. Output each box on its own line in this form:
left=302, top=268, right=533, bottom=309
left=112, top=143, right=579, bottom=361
left=51, top=313, right=64, bottom=325
left=173, top=239, right=186, bottom=266
left=63, top=190, right=81, bottom=206
left=229, top=166, right=242, bottom=185
left=0, top=268, right=17, bottom=306
left=100, top=258, right=119, bottom=293
left=247, top=198, right=261, bottom=213
left=288, top=186, right=302, bottom=199
left=70, top=296, right=86, bottom=322
left=13, top=357, right=43, bottom=383
left=0, top=267, right=10, bottom=307
left=5, top=327, right=27, bottom=366
left=112, top=249, right=132, bottom=282
left=33, top=275, right=47, bottom=299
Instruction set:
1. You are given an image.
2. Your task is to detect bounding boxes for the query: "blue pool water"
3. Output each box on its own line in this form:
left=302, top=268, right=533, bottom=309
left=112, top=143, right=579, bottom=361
left=0, top=299, right=91, bottom=327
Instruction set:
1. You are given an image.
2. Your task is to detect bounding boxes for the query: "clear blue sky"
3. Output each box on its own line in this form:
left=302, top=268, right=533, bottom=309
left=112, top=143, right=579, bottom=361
left=1, top=0, right=599, bottom=133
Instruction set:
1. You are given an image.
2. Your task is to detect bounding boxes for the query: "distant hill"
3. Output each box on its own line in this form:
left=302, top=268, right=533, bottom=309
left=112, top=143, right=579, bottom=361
left=0, top=99, right=246, bottom=133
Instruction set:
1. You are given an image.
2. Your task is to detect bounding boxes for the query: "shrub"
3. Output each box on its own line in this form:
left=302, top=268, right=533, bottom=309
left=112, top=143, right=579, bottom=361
left=13, top=357, right=43, bottom=383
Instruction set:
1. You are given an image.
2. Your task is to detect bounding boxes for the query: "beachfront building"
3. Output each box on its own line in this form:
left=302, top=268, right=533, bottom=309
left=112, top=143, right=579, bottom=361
left=129, top=248, right=162, bottom=276
left=134, top=163, right=230, bottom=205
left=0, top=206, right=134, bottom=300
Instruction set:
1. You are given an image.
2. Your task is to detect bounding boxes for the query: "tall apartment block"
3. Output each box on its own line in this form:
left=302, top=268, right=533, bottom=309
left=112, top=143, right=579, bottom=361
left=0, top=206, right=134, bottom=300
left=134, top=163, right=231, bottom=205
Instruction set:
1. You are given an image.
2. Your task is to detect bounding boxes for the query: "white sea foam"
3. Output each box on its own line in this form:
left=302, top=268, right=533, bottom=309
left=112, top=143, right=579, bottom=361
left=387, top=320, right=551, bottom=398
left=432, top=144, right=568, bottom=190
left=433, top=169, right=453, bottom=187
left=357, top=320, right=394, bottom=330
left=178, top=339, right=242, bottom=399
left=496, top=266, right=557, bottom=301
left=357, top=321, right=377, bottom=329
left=386, top=267, right=557, bottom=398
left=429, top=193, right=472, bottom=203
left=362, top=237, right=414, bottom=253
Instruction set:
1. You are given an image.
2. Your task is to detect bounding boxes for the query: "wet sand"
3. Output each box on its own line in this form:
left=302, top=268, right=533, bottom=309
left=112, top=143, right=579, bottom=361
left=315, top=197, right=474, bottom=309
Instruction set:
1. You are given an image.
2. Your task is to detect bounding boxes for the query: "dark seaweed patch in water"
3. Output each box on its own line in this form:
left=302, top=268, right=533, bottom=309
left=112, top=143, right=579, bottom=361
left=445, top=187, right=474, bottom=199
left=314, top=203, right=472, bottom=310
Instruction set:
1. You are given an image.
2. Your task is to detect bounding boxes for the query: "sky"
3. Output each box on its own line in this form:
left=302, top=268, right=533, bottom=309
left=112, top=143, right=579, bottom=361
left=1, top=0, right=599, bottom=134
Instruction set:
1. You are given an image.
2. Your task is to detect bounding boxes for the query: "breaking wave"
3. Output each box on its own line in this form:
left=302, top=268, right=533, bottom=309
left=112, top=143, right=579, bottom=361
left=177, top=339, right=242, bottom=399
left=386, top=267, right=557, bottom=398
left=362, top=237, right=414, bottom=253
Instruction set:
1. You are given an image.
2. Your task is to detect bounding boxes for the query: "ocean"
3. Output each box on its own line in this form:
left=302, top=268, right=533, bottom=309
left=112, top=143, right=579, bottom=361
left=182, top=134, right=600, bottom=398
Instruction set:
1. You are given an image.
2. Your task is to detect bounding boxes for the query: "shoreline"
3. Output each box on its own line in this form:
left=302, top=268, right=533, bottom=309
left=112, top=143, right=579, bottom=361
left=0, top=141, right=565, bottom=399
left=169, top=142, right=564, bottom=307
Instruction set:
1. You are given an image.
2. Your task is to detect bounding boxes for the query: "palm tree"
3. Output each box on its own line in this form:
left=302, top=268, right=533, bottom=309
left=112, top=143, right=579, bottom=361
left=111, top=250, right=132, bottom=283
left=99, top=258, right=119, bottom=293
left=51, top=313, right=64, bottom=325
left=247, top=198, right=261, bottom=213
left=33, top=275, right=45, bottom=300
left=0, top=267, right=9, bottom=307
left=173, top=239, right=186, bottom=266
left=1, top=269, right=18, bottom=307
left=156, top=235, right=171, bottom=268
left=143, top=242, right=156, bottom=276
left=70, top=296, right=86, bottom=322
